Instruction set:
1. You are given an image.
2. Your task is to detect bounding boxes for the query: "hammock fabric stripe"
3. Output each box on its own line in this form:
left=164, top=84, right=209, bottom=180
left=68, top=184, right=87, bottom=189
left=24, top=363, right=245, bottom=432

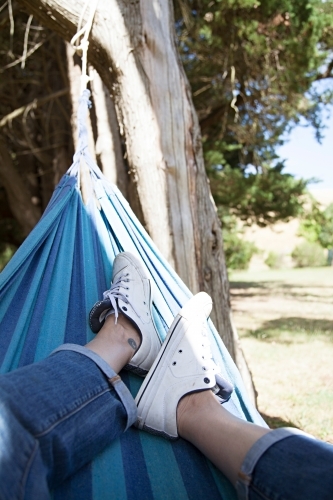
left=0, top=91, right=265, bottom=499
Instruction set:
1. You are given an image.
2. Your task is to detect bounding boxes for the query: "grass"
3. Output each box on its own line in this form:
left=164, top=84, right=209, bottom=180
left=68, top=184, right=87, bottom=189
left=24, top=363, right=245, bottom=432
left=230, top=267, right=333, bottom=443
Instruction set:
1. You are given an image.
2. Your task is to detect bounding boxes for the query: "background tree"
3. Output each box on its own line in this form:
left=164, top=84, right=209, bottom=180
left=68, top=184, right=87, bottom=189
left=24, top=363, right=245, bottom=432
left=175, top=0, right=333, bottom=225
left=2, top=0, right=259, bottom=401
left=2, top=0, right=333, bottom=397
left=299, top=201, right=333, bottom=265
left=0, top=8, right=72, bottom=245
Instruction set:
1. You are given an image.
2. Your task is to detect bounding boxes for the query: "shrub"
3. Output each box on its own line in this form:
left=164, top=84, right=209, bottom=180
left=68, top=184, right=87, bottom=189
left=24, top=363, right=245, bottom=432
left=223, top=230, right=257, bottom=270
left=265, top=251, right=285, bottom=269
left=219, top=212, right=258, bottom=270
left=291, top=241, right=326, bottom=268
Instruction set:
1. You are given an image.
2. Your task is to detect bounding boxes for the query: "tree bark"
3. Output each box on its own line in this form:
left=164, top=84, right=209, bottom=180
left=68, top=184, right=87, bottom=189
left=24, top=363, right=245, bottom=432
left=0, top=137, right=41, bottom=236
left=89, top=70, right=128, bottom=198
left=17, top=0, right=256, bottom=403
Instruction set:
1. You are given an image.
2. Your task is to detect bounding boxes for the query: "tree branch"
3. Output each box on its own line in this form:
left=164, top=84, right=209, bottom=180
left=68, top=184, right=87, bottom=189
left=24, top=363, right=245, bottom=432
left=315, top=59, right=333, bottom=81
left=0, top=88, right=69, bottom=128
left=199, top=104, right=225, bottom=131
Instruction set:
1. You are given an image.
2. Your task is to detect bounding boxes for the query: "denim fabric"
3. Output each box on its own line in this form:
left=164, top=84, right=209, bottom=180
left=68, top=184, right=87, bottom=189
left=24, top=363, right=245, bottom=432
left=237, top=427, right=333, bottom=500
left=52, top=344, right=138, bottom=430
left=0, top=349, right=137, bottom=500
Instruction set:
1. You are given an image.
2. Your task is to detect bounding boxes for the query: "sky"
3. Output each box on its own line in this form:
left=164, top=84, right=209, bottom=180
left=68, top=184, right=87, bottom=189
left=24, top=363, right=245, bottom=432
left=278, top=110, right=333, bottom=191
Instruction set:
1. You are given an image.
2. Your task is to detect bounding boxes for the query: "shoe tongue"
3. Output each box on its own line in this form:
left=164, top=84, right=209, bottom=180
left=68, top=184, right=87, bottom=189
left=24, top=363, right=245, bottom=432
left=99, top=308, right=115, bottom=323
left=213, top=374, right=234, bottom=402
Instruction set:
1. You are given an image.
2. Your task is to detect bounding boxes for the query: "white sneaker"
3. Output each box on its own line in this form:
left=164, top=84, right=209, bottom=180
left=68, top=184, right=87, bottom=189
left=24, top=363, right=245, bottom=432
left=89, top=252, right=162, bottom=376
left=135, top=292, right=233, bottom=439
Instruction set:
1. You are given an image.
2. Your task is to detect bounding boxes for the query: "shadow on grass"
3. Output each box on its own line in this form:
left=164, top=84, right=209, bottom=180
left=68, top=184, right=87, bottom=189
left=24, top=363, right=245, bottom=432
left=244, top=317, right=333, bottom=343
left=260, top=413, right=300, bottom=430
left=230, top=281, right=333, bottom=301
left=230, top=281, right=272, bottom=290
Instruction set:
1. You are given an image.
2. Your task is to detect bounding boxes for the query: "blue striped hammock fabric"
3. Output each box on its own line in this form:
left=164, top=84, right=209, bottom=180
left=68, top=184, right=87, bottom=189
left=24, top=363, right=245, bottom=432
left=0, top=91, right=265, bottom=499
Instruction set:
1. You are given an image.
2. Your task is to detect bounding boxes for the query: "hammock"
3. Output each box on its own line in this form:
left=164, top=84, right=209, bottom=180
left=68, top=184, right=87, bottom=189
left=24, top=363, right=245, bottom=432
left=0, top=91, right=265, bottom=499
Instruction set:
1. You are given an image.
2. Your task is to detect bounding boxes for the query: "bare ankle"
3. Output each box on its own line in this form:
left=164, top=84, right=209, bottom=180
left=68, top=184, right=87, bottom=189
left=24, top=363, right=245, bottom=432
left=104, top=313, right=141, bottom=350
left=177, top=390, right=218, bottom=438
left=85, top=313, right=141, bottom=373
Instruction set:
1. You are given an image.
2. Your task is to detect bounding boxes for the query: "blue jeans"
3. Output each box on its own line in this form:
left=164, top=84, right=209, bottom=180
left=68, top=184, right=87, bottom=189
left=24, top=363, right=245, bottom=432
left=0, top=345, right=332, bottom=500
left=0, top=346, right=137, bottom=500
left=237, top=428, right=333, bottom=500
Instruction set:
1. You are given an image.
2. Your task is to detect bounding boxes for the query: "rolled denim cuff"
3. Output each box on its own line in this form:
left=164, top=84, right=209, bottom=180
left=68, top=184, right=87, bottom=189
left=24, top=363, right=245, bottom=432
left=51, top=344, right=137, bottom=431
left=236, top=427, right=313, bottom=500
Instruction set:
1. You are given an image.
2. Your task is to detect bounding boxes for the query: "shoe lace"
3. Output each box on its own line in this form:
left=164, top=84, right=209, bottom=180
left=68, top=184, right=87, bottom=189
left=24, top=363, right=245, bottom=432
left=103, top=273, right=141, bottom=323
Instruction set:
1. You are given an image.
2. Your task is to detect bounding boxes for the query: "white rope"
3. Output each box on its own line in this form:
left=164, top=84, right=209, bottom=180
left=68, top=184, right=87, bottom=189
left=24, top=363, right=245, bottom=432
left=70, top=0, right=99, bottom=93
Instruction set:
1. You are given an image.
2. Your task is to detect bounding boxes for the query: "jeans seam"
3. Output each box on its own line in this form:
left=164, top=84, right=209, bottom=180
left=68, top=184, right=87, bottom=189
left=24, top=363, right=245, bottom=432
left=251, top=483, right=275, bottom=500
left=19, top=439, right=39, bottom=500
left=35, top=387, right=112, bottom=438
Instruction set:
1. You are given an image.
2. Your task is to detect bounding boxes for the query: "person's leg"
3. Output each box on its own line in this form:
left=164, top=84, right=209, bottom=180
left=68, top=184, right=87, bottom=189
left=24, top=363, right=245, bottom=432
left=177, top=391, right=270, bottom=486
left=0, top=250, right=161, bottom=499
left=0, top=313, right=139, bottom=500
left=86, top=312, right=141, bottom=373
left=136, top=292, right=333, bottom=500
left=178, top=391, right=333, bottom=500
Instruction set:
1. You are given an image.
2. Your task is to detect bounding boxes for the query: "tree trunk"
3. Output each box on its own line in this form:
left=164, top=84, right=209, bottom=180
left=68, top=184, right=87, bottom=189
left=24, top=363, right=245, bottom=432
left=0, top=137, right=41, bottom=236
left=17, top=0, right=256, bottom=403
left=90, top=70, right=128, bottom=198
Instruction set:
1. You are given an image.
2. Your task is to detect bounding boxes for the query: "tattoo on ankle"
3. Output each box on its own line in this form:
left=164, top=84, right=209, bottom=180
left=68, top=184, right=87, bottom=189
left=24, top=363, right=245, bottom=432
left=128, top=338, right=138, bottom=351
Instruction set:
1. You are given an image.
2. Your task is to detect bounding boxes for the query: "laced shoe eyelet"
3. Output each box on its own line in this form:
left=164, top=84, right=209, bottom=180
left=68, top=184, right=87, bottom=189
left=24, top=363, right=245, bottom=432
left=178, top=350, right=182, bottom=353
left=172, top=362, right=176, bottom=365
left=122, top=306, right=128, bottom=311
left=204, top=377, right=210, bottom=384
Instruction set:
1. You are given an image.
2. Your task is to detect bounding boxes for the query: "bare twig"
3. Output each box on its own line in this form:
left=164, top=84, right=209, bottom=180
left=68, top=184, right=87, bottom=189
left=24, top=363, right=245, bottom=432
left=0, top=88, right=69, bottom=127
left=21, top=103, right=50, bottom=165
left=0, top=1, right=8, bottom=14
left=7, top=0, right=14, bottom=54
left=193, top=84, right=211, bottom=97
left=0, top=39, right=45, bottom=72
left=21, top=15, right=34, bottom=69
left=15, top=143, right=67, bottom=156
left=230, top=65, right=239, bottom=123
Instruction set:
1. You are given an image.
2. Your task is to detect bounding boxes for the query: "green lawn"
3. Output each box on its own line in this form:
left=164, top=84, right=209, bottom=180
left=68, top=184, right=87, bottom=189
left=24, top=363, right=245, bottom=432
left=230, top=267, right=333, bottom=442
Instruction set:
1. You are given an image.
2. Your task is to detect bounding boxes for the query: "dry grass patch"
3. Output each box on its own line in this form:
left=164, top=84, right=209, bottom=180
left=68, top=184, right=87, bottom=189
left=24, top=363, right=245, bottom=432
left=230, top=267, right=333, bottom=443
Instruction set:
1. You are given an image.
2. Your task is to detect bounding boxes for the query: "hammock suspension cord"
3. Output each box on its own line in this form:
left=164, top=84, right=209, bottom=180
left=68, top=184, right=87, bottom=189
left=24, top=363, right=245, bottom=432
left=70, top=0, right=99, bottom=93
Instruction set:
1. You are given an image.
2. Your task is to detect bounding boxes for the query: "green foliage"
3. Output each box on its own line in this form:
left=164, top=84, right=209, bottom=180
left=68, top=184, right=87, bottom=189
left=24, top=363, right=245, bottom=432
left=265, top=251, right=285, bottom=269
left=318, top=204, right=333, bottom=249
left=208, top=163, right=307, bottom=226
left=221, top=214, right=257, bottom=269
left=299, top=202, right=333, bottom=249
left=0, top=245, right=16, bottom=271
left=291, top=241, right=326, bottom=268
left=175, top=0, right=333, bottom=225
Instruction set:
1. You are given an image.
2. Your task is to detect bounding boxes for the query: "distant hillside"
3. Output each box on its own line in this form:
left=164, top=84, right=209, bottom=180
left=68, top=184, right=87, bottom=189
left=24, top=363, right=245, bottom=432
left=244, top=189, right=333, bottom=270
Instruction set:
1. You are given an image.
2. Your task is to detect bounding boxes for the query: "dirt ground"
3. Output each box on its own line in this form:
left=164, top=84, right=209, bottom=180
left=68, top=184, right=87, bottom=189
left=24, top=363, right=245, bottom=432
left=230, top=267, right=333, bottom=443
